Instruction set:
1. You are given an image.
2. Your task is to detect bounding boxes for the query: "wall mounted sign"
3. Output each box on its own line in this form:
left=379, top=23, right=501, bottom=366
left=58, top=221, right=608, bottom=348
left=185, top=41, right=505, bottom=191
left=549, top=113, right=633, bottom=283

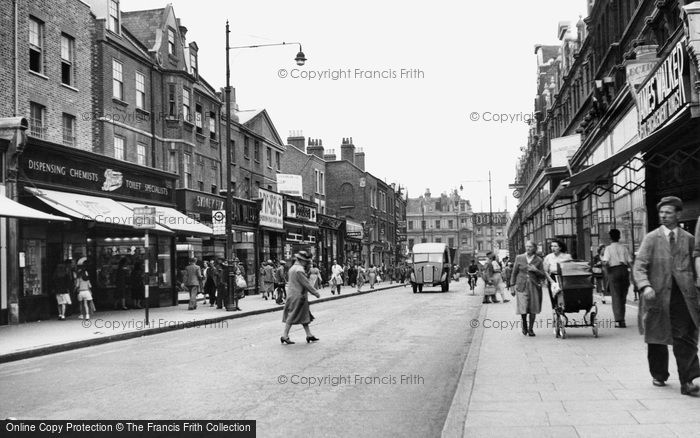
left=636, top=40, right=692, bottom=139
left=22, top=143, right=175, bottom=204
left=258, top=188, right=284, bottom=229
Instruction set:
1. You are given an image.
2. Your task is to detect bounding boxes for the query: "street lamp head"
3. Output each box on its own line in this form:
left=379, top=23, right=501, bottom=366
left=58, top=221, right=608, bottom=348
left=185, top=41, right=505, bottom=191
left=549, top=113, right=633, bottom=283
left=459, top=184, right=463, bottom=191
left=295, top=48, right=307, bottom=66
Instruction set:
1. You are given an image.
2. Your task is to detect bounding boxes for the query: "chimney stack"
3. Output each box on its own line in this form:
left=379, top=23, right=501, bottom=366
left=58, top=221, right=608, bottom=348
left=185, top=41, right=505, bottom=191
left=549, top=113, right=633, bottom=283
left=354, top=146, right=365, bottom=171
left=287, top=130, right=305, bottom=150
left=340, top=137, right=356, bottom=165
left=323, top=148, right=337, bottom=161
left=307, top=138, right=325, bottom=158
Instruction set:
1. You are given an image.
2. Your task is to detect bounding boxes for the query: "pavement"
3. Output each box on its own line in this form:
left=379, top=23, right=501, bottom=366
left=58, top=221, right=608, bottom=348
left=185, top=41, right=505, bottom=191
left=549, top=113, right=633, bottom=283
left=0, top=281, right=406, bottom=363
left=442, top=281, right=700, bottom=438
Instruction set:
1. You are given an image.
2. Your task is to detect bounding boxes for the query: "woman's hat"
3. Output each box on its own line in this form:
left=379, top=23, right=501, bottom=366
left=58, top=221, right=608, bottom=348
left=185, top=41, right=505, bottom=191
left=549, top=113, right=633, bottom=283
left=295, top=250, right=312, bottom=262
left=76, top=257, right=87, bottom=266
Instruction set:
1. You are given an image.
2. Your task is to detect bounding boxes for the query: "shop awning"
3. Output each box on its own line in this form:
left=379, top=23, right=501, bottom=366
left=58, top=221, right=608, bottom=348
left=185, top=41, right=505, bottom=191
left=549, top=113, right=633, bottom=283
left=0, top=193, right=70, bottom=221
left=26, top=187, right=171, bottom=233
left=121, top=202, right=212, bottom=236
left=548, top=109, right=690, bottom=207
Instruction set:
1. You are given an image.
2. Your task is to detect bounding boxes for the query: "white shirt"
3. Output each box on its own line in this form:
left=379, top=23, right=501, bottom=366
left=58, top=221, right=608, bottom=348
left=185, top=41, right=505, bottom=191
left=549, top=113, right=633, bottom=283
left=331, top=264, right=343, bottom=280
left=602, top=242, right=633, bottom=267
left=660, top=225, right=678, bottom=243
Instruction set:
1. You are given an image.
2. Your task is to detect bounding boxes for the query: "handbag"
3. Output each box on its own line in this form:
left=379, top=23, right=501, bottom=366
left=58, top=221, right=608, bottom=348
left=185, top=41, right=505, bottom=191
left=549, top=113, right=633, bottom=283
left=235, top=274, right=247, bottom=289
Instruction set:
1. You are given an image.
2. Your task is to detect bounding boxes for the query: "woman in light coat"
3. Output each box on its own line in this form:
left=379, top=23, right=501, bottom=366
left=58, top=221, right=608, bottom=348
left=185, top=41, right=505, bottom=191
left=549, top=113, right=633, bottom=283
left=510, top=240, right=546, bottom=336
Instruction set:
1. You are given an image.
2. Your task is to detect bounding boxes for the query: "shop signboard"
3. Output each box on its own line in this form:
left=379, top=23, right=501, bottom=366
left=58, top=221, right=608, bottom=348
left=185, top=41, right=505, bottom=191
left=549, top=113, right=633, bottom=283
left=345, top=220, right=364, bottom=240
left=21, top=143, right=175, bottom=204
left=132, top=207, right=156, bottom=229
left=258, top=188, right=284, bottom=229
left=285, top=198, right=317, bottom=223
left=636, top=40, right=692, bottom=139
left=472, top=212, right=509, bottom=226
left=277, top=174, right=303, bottom=197
left=317, top=214, right=343, bottom=230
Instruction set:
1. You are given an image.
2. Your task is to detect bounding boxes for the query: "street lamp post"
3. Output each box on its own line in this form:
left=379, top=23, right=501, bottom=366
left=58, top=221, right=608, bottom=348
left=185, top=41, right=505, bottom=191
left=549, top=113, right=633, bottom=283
left=224, top=20, right=305, bottom=310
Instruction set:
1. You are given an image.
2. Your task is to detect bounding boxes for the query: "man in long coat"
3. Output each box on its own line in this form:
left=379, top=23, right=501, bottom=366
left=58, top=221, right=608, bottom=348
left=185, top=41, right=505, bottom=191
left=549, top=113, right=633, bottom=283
left=634, top=196, right=700, bottom=396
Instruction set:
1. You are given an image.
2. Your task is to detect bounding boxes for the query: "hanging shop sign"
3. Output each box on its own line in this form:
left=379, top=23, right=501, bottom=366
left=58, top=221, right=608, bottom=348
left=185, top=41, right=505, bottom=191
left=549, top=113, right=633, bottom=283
left=176, top=189, right=226, bottom=226
left=317, top=214, right=343, bottom=230
left=636, top=40, right=692, bottom=139
left=21, top=143, right=175, bottom=204
left=258, top=188, right=284, bottom=229
left=345, top=220, right=364, bottom=240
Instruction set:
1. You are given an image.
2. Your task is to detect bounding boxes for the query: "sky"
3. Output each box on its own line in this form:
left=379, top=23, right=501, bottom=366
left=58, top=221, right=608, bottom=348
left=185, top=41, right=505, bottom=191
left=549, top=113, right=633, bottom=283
left=121, top=0, right=586, bottom=213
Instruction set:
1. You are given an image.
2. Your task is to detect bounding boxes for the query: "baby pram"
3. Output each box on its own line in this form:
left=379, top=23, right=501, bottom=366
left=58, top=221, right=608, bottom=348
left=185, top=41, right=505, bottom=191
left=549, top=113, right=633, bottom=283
left=549, top=260, right=599, bottom=339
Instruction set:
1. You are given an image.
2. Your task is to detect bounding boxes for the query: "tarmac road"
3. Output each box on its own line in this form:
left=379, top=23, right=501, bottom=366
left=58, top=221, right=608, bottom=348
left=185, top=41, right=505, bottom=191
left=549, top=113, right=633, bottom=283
left=0, top=279, right=480, bottom=438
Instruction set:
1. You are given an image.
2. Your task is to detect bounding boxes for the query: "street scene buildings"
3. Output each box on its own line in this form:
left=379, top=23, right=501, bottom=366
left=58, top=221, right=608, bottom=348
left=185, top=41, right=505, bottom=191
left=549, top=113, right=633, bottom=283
left=2, top=0, right=700, bottom=436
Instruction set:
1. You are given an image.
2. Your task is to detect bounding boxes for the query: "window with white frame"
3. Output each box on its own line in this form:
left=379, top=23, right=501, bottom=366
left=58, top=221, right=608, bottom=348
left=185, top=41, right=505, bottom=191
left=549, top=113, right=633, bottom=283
left=112, top=60, right=123, bottom=100
left=108, top=0, right=120, bottom=33
left=189, top=51, right=197, bottom=76
left=182, top=88, right=190, bottom=122
left=168, top=150, right=177, bottom=173
left=183, top=153, right=192, bottom=188
left=168, top=28, right=175, bottom=55
left=29, top=17, right=44, bottom=73
left=114, top=136, right=125, bottom=160
left=62, top=113, right=76, bottom=146
left=60, top=34, right=74, bottom=85
left=137, top=143, right=146, bottom=166
left=29, top=102, right=46, bottom=138
left=195, top=104, right=202, bottom=133
left=209, top=111, right=216, bottom=139
left=135, top=72, right=145, bottom=109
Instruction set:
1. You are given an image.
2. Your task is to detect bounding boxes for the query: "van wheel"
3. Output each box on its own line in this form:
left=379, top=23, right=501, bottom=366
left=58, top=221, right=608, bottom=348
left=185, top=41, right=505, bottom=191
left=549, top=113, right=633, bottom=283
left=441, top=281, right=449, bottom=292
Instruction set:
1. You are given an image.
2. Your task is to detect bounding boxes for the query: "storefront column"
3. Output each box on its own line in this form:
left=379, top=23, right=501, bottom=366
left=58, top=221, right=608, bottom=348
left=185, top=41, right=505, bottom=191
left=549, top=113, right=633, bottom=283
left=1, top=118, right=28, bottom=325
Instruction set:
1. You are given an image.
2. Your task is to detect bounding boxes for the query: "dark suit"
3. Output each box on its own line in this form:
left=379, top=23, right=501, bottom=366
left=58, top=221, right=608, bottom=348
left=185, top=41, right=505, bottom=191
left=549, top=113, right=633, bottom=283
left=634, top=227, right=700, bottom=384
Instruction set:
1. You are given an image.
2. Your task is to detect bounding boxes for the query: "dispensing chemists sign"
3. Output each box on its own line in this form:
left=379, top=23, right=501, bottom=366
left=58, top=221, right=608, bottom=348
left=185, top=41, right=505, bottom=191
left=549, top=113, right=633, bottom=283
left=258, top=188, right=284, bottom=229
left=636, top=40, right=691, bottom=139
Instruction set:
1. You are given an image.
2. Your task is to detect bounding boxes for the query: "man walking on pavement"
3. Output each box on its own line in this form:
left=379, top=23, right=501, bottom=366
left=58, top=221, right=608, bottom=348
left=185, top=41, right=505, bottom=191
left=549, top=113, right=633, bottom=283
left=274, top=260, right=287, bottom=305
left=261, top=260, right=275, bottom=300
left=634, top=196, right=700, bottom=396
left=185, top=257, right=203, bottom=310
left=603, top=228, right=634, bottom=328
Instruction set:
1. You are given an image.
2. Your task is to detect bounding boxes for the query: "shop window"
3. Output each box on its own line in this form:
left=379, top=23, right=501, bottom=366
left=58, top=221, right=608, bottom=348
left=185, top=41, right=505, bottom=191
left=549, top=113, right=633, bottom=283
left=22, top=239, right=46, bottom=296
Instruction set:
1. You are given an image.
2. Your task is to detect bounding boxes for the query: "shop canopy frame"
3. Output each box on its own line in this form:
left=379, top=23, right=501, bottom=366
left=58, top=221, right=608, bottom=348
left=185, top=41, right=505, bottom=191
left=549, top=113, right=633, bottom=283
left=25, top=187, right=172, bottom=233
left=546, top=109, right=691, bottom=210
left=0, top=189, right=70, bottom=221
left=120, top=202, right=213, bottom=237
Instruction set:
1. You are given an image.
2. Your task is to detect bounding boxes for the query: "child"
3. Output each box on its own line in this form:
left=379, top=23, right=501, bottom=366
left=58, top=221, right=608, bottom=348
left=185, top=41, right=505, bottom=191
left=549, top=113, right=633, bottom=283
left=75, top=269, right=93, bottom=320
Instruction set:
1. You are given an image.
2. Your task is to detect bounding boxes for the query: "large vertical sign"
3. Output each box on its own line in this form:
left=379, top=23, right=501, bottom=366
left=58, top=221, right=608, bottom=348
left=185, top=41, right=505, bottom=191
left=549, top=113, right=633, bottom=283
left=636, top=40, right=691, bottom=138
left=258, top=188, right=283, bottom=229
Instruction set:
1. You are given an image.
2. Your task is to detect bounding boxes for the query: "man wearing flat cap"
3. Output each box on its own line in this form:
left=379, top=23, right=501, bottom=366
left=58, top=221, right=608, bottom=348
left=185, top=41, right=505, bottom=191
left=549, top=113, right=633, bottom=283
left=634, top=196, right=700, bottom=396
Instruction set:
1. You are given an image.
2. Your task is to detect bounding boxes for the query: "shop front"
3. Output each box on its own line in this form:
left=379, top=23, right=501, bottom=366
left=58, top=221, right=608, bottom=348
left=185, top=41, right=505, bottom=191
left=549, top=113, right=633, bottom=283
left=16, top=140, right=180, bottom=321
left=228, top=196, right=259, bottom=295
left=317, top=214, right=344, bottom=267
left=344, top=219, right=363, bottom=266
left=175, top=189, right=225, bottom=265
left=282, top=196, right=318, bottom=267
left=258, top=189, right=285, bottom=268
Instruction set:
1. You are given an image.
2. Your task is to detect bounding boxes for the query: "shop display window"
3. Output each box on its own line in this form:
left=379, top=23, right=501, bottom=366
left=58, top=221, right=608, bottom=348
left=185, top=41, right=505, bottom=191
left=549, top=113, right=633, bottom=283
left=22, top=239, right=45, bottom=296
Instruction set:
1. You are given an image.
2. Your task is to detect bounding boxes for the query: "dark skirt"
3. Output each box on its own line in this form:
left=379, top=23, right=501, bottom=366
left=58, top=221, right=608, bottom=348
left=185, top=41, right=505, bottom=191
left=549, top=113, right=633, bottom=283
left=282, top=294, right=314, bottom=325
